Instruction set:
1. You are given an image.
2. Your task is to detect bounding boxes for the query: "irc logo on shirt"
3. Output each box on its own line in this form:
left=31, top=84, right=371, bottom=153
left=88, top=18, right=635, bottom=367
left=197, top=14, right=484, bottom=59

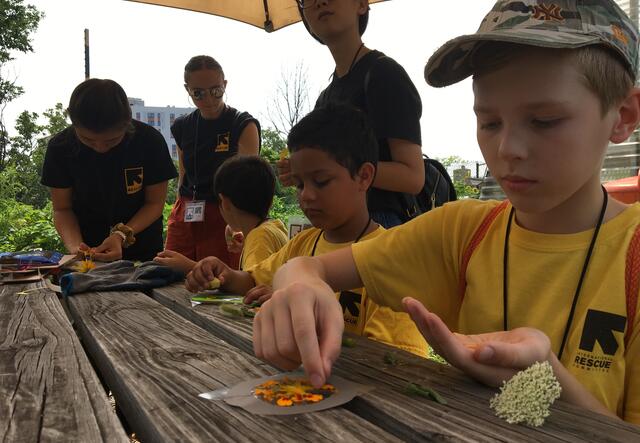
left=572, top=309, right=626, bottom=373
left=215, top=132, right=230, bottom=152
left=339, top=290, right=361, bottom=326
left=124, top=167, right=144, bottom=194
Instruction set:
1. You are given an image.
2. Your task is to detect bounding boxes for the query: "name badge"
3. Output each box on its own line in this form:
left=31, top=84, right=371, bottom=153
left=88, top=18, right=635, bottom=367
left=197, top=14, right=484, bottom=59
left=184, top=200, right=206, bottom=222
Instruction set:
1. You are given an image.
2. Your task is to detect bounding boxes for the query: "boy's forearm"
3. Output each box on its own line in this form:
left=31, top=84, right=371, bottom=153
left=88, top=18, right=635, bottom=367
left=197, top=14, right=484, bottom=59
left=273, top=257, right=328, bottom=290
left=223, top=270, right=258, bottom=295
left=549, top=354, right=619, bottom=419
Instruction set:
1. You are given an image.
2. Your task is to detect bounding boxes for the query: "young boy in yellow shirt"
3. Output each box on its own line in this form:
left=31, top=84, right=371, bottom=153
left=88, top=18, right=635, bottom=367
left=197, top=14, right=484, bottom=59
left=155, top=156, right=288, bottom=272
left=253, top=0, right=640, bottom=424
left=186, top=104, right=427, bottom=356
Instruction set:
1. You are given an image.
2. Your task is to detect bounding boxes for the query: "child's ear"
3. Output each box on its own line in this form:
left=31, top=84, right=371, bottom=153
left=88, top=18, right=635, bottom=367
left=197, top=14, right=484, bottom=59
left=357, top=0, right=368, bottom=16
left=219, top=193, right=229, bottom=210
left=610, top=87, right=640, bottom=144
left=356, top=162, right=376, bottom=191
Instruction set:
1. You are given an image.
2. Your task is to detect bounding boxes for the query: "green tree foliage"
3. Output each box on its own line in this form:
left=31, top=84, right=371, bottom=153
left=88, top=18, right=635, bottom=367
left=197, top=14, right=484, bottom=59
left=0, top=0, right=44, bottom=169
left=1, top=103, right=68, bottom=208
left=260, top=128, right=302, bottom=223
left=0, top=199, right=63, bottom=252
left=260, top=128, right=287, bottom=163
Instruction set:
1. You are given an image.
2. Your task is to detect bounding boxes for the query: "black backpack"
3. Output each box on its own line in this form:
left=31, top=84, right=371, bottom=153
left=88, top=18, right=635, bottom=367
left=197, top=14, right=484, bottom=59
left=401, top=155, right=457, bottom=220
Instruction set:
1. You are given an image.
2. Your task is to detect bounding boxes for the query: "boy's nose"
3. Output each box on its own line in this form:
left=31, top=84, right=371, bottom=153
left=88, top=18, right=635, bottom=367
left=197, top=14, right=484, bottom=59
left=299, top=185, right=316, bottom=202
left=497, top=127, right=528, bottom=161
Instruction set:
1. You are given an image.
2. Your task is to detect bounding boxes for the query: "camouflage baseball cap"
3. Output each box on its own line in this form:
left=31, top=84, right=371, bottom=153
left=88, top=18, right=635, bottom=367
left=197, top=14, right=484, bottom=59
left=425, top=0, right=639, bottom=87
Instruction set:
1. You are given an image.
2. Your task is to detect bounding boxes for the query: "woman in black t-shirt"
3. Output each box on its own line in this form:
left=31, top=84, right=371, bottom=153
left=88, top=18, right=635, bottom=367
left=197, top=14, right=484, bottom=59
left=278, top=0, right=424, bottom=228
left=162, top=56, right=260, bottom=268
left=41, top=79, right=178, bottom=261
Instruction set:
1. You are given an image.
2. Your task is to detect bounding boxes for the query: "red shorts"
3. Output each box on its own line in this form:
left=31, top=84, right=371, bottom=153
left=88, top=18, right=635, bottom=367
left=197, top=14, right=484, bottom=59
left=165, top=197, right=240, bottom=269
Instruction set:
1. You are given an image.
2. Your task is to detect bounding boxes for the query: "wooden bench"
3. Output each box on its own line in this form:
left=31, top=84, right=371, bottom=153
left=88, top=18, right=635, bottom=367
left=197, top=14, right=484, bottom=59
left=150, top=284, right=640, bottom=442
left=0, top=281, right=126, bottom=442
left=2, top=279, right=640, bottom=442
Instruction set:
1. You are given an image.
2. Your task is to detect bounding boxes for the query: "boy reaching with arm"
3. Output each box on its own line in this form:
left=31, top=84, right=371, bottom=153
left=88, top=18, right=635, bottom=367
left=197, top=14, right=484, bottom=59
left=188, top=104, right=428, bottom=357
left=254, top=0, right=640, bottom=424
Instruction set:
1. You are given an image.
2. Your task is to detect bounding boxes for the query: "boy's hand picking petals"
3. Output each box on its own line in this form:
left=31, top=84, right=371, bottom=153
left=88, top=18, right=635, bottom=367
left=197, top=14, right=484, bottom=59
left=253, top=281, right=344, bottom=388
left=185, top=256, right=228, bottom=292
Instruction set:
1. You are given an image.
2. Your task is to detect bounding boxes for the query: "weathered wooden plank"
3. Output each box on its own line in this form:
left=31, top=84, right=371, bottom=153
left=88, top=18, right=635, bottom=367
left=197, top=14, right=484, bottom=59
left=0, top=282, right=127, bottom=443
left=151, top=284, right=254, bottom=354
left=151, top=284, right=640, bottom=442
left=151, top=286, right=547, bottom=442
left=336, top=338, right=640, bottom=443
left=66, top=290, right=401, bottom=443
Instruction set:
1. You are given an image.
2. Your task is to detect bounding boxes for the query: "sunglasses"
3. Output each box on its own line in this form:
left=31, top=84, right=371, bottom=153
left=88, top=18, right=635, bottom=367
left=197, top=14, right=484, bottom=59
left=185, top=85, right=225, bottom=100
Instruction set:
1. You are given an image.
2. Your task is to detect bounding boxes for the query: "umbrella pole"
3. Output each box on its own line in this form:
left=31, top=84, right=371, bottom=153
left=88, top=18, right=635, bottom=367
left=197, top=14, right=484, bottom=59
left=262, top=0, right=274, bottom=32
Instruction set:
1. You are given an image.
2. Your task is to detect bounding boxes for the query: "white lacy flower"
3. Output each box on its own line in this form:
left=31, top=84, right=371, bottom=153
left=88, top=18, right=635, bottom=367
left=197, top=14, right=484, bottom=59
left=490, top=361, right=562, bottom=427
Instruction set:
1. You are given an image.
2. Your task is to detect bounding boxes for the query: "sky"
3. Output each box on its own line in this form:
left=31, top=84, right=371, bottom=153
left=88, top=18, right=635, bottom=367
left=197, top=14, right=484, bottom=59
left=4, top=0, right=495, bottom=162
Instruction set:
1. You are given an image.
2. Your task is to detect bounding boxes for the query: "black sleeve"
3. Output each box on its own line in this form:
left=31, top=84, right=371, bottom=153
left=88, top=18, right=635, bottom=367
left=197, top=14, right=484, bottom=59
left=41, top=131, right=74, bottom=188
left=231, top=111, right=262, bottom=152
left=366, top=57, right=422, bottom=145
left=170, top=116, right=184, bottom=148
left=141, top=126, right=178, bottom=186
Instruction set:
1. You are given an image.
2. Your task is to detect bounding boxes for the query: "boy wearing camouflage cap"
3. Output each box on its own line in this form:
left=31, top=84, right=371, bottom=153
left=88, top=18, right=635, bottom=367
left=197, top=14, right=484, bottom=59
left=253, top=0, right=640, bottom=423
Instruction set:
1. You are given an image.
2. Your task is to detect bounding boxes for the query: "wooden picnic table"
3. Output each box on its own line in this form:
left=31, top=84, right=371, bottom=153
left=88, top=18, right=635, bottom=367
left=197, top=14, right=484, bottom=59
left=2, top=280, right=640, bottom=442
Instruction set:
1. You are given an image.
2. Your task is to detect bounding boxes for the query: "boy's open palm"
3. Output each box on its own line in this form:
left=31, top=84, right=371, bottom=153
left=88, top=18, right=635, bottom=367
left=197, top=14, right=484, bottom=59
left=403, top=297, right=551, bottom=387
left=253, top=281, right=344, bottom=388
left=186, top=256, right=230, bottom=292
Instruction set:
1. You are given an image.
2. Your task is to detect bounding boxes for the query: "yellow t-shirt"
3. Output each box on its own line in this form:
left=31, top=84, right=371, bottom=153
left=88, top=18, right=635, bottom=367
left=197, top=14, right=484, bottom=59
left=352, top=199, right=640, bottom=423
left=240, top=219, right=288, bottom=270
left=248, top=226, right=428, bottom=356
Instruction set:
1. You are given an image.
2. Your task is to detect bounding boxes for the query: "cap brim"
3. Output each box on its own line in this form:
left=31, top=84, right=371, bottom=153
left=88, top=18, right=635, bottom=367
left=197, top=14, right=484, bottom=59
left=424, top=29, right=602, bottom=88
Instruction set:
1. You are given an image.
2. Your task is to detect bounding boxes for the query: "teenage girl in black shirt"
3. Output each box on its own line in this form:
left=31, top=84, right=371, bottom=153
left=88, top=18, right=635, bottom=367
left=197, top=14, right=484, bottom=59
left=278, top=0, right=424, bottom=228
left=41, top=79, right=177, bottom=261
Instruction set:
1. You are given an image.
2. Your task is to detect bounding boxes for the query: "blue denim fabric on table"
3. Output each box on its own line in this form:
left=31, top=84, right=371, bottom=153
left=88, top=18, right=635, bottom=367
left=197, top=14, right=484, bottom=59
left=60, top=260, right=184, bottom=296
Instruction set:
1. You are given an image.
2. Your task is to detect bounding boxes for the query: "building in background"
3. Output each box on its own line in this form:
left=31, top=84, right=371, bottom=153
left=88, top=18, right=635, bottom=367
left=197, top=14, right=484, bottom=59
left=128, top=97, right=195, bottom=160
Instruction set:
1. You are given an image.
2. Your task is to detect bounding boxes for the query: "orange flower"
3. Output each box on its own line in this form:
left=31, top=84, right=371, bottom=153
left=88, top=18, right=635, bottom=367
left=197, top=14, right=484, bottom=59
left=253, top=377, right=336, bottom=407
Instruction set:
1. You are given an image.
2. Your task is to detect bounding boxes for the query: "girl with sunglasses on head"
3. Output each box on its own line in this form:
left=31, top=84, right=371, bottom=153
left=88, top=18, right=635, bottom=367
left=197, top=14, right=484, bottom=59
left=162, top=56, right=261, bottom=269
left=277, top=0, right=424, bottom=228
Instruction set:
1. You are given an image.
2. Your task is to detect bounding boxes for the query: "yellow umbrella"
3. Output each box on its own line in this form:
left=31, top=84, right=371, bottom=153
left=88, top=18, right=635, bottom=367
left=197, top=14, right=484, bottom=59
left=126, top=0, right=388, bottom=32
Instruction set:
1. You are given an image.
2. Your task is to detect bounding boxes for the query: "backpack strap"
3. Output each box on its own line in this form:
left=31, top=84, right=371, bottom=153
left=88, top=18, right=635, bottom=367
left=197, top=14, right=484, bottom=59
left=625, top=224, right=640, bottom=346
left=363, top=54, right=389, bottom=98
left=458, top=201, right=510, bottom=301
left=456, top=201, right=640, bottom=347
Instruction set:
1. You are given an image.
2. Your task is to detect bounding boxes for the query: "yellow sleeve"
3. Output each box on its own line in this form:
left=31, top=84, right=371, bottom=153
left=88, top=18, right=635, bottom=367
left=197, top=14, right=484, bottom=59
left=242, top=223, right=288, bottom=270
left=623, top=316, right=640, bottom=424
left=362, top=298, right=428, bottom=357
left=351, top=200, right=498, bottom=329
left=246, top=228, right=318, bottom=286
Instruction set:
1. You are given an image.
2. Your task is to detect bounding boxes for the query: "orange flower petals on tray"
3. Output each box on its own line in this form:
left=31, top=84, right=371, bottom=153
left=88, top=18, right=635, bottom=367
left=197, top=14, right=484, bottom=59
left=253, top=377, right=336, bottom=408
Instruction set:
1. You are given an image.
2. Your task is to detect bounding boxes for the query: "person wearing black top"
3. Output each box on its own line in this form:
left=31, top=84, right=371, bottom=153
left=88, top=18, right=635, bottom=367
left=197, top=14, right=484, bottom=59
left=163, top=55, right=260, bottom=268
left=278, top=0, right=424, bottom=228
left=41, top=79, right=178, bottom=262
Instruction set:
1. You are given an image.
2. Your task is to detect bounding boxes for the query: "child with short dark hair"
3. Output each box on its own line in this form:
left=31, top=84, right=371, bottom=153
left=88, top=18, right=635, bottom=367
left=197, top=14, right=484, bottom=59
left=254, top=0, right=640, bottom=424
left=186, top=104, right=427, bottom=357
left=155, top=155, right=287, bottom=273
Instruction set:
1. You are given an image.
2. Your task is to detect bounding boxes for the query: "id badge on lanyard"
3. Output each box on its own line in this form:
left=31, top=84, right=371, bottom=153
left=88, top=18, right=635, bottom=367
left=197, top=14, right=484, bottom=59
left=184, top=199, right=205, bottom=222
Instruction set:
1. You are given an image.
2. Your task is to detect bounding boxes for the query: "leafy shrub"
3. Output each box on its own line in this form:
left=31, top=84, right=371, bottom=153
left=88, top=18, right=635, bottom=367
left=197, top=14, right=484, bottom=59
left=0, top=199, right=64, bottom=252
